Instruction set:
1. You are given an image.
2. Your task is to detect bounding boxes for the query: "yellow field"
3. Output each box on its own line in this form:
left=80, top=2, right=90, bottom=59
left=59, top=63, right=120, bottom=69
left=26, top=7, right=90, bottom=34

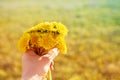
left=0, top=0, right=120, bottom=80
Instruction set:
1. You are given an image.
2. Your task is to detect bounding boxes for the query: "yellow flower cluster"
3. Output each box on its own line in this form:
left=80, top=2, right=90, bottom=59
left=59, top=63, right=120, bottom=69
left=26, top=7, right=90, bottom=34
left=18, top=22, right=68, bottom=54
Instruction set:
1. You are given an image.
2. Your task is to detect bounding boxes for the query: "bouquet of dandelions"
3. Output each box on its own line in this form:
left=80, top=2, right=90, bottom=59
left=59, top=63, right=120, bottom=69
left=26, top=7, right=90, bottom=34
left=18, top=22, right=68, bottom=80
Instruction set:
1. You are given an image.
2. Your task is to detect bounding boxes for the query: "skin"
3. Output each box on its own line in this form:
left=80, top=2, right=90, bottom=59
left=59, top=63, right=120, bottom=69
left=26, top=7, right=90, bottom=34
left=21, top=48, right=59, bottom=80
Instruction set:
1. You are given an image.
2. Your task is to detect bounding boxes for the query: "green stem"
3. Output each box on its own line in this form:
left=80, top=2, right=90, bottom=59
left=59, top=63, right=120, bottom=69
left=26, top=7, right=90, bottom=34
left=48, top=69, right=52, bottom=80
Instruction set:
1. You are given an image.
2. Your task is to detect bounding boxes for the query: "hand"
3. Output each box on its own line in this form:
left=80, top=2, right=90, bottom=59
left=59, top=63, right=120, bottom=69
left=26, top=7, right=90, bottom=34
left=21, top=48, right=59, bottom=80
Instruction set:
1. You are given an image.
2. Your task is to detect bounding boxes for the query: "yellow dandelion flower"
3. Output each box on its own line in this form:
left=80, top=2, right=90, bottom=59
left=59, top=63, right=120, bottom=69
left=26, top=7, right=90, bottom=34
left=18, top=33, right=30, bottom=52
left=18, top=22, right=68, bottom=54
left=55, top=38, right=67, bottom=54
left=51, top=22, right=68, bottom=36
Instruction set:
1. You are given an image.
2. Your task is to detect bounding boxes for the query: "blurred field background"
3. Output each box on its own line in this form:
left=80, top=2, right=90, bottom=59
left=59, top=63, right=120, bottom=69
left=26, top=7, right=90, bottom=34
left=0, top=0, right=120, bottom=80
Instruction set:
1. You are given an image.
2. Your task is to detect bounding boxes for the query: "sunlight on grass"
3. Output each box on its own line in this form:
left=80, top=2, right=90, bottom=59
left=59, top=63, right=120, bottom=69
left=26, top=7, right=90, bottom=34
left=0, top=0, right=120, bottom=80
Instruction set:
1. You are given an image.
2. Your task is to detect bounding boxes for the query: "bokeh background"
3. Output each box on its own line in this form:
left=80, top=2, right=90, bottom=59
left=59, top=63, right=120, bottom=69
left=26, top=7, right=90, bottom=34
left=0, top=0, right=120, bottom=80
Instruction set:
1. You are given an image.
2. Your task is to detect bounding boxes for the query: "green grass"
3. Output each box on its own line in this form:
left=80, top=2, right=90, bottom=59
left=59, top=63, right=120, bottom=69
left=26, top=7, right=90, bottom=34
left=0, top=0, right=120, bottom=80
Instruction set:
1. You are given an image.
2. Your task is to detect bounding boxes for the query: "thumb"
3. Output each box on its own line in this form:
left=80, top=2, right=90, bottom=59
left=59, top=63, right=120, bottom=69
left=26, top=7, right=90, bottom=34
left=47, top=48, right=59, bottom=60
left=41, top=48, right=59, bottom=60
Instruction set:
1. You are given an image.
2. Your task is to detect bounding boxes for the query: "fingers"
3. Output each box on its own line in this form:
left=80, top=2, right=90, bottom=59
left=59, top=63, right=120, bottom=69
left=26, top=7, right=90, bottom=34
left=24, top=48, right=59, bottom=62
left=50, top=61, right=54, bottom=71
